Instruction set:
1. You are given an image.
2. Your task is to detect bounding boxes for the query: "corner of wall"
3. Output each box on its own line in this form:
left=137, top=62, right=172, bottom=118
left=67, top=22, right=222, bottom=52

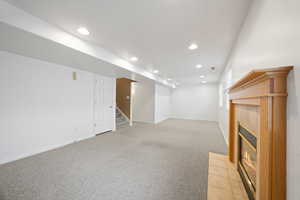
left=218, top=121, right=228, bottom=146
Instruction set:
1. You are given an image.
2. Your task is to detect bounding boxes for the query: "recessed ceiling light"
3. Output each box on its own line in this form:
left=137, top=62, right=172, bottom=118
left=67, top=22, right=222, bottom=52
left=196, top=64, right=203, bottom=69
left=201, top=81, right=207, bottom=84
left=77, top=27, right=90, bottom=35
left=188, top=43, right=198, bottom=50
left=200, top=75, right=205, bottom=78
left=130, top=57, right=138, bottom=62
left=153, top=70, right=159, bottom=74
left=167, top=78, right=172, bottom=81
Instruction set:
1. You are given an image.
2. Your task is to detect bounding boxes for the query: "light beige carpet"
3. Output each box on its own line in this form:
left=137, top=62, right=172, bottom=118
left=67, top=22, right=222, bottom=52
left=0, top=119, right=226, bottom=200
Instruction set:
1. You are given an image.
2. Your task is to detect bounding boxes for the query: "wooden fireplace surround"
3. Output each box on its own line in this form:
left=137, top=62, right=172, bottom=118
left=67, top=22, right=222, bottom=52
left=228, top=66, right=293, bottom=200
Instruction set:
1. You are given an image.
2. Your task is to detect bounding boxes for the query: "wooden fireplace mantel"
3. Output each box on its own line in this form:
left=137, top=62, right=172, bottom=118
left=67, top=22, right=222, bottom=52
left=228, top=66, right=293, bottom=200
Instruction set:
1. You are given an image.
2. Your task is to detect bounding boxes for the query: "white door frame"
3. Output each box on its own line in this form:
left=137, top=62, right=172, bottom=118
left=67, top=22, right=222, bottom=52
left=129, top=82, right=134, bottom=126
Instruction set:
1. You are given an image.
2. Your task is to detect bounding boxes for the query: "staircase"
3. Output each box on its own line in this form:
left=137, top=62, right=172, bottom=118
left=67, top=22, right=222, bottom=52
left=116, top=108, right=129, bottom=129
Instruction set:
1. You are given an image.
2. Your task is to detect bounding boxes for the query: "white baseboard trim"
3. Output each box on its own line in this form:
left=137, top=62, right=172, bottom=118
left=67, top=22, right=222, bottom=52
left=154, top=117, right=170, bottom=124
left=169, top=117, right=218, bottom=123
left=0, top=141, right=72, bottom=165
left=218, top=123, right=228, bottom=146
left=133, top=120, right=155, bottom=124
left=75, top=134, right=95, bottom=143
left=0, top=134, right=95, bottom=165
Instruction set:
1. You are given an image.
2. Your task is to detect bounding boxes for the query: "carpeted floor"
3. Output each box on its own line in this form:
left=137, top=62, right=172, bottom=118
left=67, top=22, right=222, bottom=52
left=0, top=119, right=227, bottom=200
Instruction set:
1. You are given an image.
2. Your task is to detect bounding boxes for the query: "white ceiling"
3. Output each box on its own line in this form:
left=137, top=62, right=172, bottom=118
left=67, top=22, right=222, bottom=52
left=4, top=0, right=252, bottom=85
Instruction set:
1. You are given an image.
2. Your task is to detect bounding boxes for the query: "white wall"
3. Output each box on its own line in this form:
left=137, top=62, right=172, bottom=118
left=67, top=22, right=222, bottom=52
left=171, top=84, right=219, bottom=121
left=154, top=84, right=171, bottom=123
left=132, top=82, right=155, bottom=123
left=218, top=0, right=300, bottom=199
left=133, top=82, right=218, bottom=124
left=0, top=51, right=114, bottom=164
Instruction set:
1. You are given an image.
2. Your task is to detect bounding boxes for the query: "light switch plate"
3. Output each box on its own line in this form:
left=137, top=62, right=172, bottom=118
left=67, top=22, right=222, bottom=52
left=72, top=72, right=77, bottom=80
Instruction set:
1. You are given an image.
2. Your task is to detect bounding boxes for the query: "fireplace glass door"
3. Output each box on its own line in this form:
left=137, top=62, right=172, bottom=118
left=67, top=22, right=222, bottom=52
left=238, top=124, right=257, bottom=200
left=240, top=137, right=257, bottom=186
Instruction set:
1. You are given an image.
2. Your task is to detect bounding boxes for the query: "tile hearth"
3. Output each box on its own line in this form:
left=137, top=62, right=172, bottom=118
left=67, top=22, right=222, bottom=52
left=207, top=152, right=248, bottom=200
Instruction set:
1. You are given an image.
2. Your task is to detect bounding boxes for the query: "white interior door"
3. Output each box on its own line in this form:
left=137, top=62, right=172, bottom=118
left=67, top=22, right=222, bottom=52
left=94, top=76, right=115, bottom=134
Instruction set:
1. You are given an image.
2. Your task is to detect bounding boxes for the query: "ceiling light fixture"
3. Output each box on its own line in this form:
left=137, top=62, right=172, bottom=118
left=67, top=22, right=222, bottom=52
left=130, top=57, right=138, bottom=62
left=188, top=43, right=198, bottom=50
left=153, top=70, right=159, bottom=74
left=201, top=80, right=207, bottom=84
left=77, top=27, right=90, bottom=35
left=196, top=64, right=203, bottom=69
left=167, top=78, right=172, bottom=81
left=200, top=75, right=205, bottom=78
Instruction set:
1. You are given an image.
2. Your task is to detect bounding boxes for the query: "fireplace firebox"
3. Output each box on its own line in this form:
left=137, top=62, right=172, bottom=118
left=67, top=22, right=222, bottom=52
left=238, top=123, right=257, bottom=200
